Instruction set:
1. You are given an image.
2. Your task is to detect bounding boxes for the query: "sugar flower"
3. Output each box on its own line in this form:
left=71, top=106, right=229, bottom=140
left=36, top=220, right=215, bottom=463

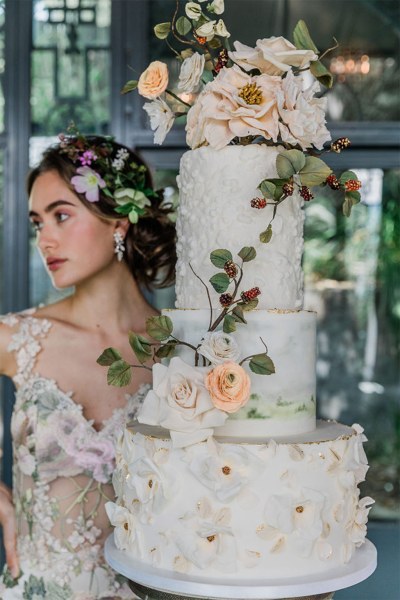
left=71, top=166, right=106, bottom=202
left=143, top=98, right=175, bottom=145
left=105, top=502, right=140, bottom=553
left=178, top=52, right=205, bottom=93
left=138, top=61, right=169, bottom=99
left=138, top=357, right=227, bottom=447
left=205, top=361, right=251, bottom=413
left=208, top=0, right=225, bottom=15
left=185, top=2, right=202, bottom=19
left=195, top=20, right=216, bottom=40
left=198, top=331, right=240, bottom=365
left=215, top=19, right=230, bottom=38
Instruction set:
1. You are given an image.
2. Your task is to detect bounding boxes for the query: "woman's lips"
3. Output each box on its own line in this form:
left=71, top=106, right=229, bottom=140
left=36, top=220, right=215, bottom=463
left=47, top=258, right=67, bottom=271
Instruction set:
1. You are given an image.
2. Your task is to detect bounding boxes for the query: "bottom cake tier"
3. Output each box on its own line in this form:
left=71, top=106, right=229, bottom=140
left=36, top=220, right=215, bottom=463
left=106, top=421, right=374, bottom=581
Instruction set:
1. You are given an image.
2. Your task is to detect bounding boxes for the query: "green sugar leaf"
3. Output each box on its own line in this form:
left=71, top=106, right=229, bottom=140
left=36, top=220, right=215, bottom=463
left=238, top=246, right=257, bottom=262
left=249, top=354, right=276, bottom=375
left=260, top=224, right=273, bottom=244
left=128, top=332, right=152, bottom=364
left=299, top=156, right=332, bottom=186
left=223, top=314, right=237, bottom=333
left=210, top=249, right=233, bottom=268
left=154, top=22, right=171, bottom=39
left=146, top=315, right=174, bottom=341
left=107, top=360, right=132, bottom=387
left=209, top=272, right=230, bottom=293
left=276, top=149, right=306, bottom=178
left=97, top=347, right=122, bottom=366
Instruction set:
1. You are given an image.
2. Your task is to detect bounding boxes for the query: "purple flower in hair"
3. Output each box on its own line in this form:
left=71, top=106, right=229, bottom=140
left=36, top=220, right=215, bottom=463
left=71, top=166, right=106, bottom=202
left=79, top=150, right=98, bottom=166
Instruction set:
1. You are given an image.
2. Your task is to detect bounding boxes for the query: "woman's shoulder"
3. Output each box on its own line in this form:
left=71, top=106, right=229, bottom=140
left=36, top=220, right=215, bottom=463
left=0, top=309, right=36, bottom=376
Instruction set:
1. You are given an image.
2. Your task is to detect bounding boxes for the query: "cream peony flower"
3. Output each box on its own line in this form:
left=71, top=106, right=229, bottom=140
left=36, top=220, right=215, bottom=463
left=229, top=37, right=318, bottom=76
left=138, top=61, right=169, bottom=99
left=143, top=98, right=175, bottom=145
left=186, top=65, right=282, bottom=149
left=277, top=71, right=331, bottom=150
left=205, top=361, right=251, bottom=413
left=138, top=357, right=227, bottom=447
left=178, top=52, right=205, bottom=93
left=198, top=331, right=240, bottom=365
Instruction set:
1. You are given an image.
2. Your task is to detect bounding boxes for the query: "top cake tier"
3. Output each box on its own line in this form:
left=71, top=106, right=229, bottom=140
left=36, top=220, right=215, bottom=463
left=176, top=144, right=304, bottom=310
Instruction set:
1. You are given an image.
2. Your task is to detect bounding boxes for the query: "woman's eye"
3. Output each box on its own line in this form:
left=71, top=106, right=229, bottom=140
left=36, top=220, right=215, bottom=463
left=56, top=212, right=69, bottom=223
left=30, top=221, right=43, bottom=232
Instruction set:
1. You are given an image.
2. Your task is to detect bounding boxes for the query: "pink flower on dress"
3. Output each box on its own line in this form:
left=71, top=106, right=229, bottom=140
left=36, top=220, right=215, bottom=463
left=71, top=166, right=106, bottom=202
left=62, top=423, right=116, bottom=483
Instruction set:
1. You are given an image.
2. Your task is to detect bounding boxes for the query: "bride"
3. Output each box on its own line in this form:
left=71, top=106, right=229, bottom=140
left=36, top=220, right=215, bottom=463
left=0, top=132, right=175, bottom=598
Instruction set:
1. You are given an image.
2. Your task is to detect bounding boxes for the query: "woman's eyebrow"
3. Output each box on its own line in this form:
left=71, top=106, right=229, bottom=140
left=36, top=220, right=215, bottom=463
left=29, top=199, right=76, bottom=218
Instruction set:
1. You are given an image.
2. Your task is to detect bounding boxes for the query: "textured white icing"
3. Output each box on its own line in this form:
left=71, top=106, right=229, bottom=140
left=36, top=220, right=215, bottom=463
left=110, top=421, right=373, bottom=580
left=163, top=308, right=316, bottom=437
left=175, top=145, right=304, bottom=310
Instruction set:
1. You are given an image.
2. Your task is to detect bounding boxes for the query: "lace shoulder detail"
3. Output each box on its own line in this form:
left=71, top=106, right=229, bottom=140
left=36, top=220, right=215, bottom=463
left=3, top=310, right=52, bottom=386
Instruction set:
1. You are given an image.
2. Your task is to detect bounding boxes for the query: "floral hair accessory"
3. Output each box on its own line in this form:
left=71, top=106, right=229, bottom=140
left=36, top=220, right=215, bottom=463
left=59, top=123, right=158, bottom=222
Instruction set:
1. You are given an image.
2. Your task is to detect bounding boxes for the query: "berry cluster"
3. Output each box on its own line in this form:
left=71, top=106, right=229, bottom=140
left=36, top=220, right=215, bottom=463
left=250, top=197, right=267, bottom=209
left=326, top=174, right=341, bottom=190
left=219, top=293, right=233, bottom=307
left=241, top=287, right=261, bottom=303
left=344, top=179, right=362, bottom=192
left=215, top=49, right=229, bottom=73
left=331, top=137, right=351, bottom=153
left=299, top=186, right=314, bottom=201
left=282, top=182, right=294, bottom=196
left=194, top=34, right=207, bottom=45
left=224, top=260, right=238, bottom=278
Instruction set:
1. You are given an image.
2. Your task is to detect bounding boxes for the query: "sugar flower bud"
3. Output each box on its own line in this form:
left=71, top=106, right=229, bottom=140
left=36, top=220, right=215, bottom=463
left=185, top=2, right=202, bottom=19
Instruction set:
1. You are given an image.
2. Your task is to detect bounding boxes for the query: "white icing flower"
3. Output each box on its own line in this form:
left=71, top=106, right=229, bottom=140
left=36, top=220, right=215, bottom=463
left=187, top=437, right=263, bottom=502
left=198, top=331, right=240, bottom=365
left=186, top=65, right=281, bottom=149
left=143, top=98, right=175, bottom=145
left=178, top=52, right=205, bottom=93
left=175, top=499, right=237, bottom=571
left=214, top=19, right=230, bottom=38
left=105, top=502, right=139, bottom=552
left=138, top=357, right=227, bottom=447
left=126, top=455, right=171, bottom=518
left=229, top=37, right=317, bottom=76
left=277, top=71, right=331, bottom=150
left=348, top=495, right=374, bottom=546
left=263, top=488, right=325, bottom=556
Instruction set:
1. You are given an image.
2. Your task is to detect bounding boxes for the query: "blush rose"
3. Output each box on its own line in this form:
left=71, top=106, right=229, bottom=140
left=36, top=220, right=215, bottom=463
left=205, top=361, right=251, bottom=413
left=138, top=61, right=169, bottom=99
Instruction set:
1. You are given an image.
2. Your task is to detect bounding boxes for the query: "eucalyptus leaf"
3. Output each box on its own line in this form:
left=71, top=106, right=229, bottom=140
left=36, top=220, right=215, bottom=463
left=293, top=20, right=319, bottom=53
left=238, top=246, right=256, bottom=262
left=154, top=22, right=171, bottom=39
left=260, top=224, right=273, bottom=244
left=339, top=170, right=358, bottom=184
left=223, top=314, right=237, bottom=333
left=310, top=60, right=333, bottom=88
left=249, top=354, right=276, bottom=375
left=238, top=298, right=259, bottom=311
left=210, top=249, right=233, bottom=268
left=155, top=342, right=177, bottom=359
left=97, top=347, right=122, bottom=366
left=146, top=315, right=174, bottom=341
left=107, top=360, right=132, bottom=387
left=343, top=191, right=361, bottom=217
left=259, top=179, right=276, bottom=200
left=176, top=15, right=192, bottom=36
left=232, top=306, right=247, bottom=324
left=209, top=272, right=230, bottom=293
left=128, top=332, right=152, bottom=364
left=121, top=80, right=138, bottom=95
left=299, top=156, right=332, bottom=186
left=276, top=149, right=306, bottom=178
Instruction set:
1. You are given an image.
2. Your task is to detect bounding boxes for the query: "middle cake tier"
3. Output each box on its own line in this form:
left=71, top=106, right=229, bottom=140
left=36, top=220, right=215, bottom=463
left=164, top=309, right=316, bottom=437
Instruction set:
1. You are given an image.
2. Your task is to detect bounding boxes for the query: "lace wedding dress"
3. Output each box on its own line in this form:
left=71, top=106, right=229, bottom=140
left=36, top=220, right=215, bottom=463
left=0, top=311, right=147, bottom=599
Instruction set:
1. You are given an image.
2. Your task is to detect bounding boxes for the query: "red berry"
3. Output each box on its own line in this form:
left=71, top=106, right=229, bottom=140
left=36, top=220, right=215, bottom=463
left=241, top=287, right=261, bottom=303
left=345, top=179, right=362, bottom=192
left=220, top=293, right=233, bottom=307
left=326, top=174, right=341, bottom=190
left=250, top=197, right=267, bottom=209
left=282, top=182, right=294, bottom=196
left=299, top=186, right=314, bottom=201
left=224, top=260, right=238, bottom=278
left=331, top=137, right=351, bottom=153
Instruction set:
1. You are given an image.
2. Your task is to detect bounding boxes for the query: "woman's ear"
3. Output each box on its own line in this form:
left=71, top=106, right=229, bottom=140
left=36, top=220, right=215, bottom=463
left=114, top=218, right=130, bottom=237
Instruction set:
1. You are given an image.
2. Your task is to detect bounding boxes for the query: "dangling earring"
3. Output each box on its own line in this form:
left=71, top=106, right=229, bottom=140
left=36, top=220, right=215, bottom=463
left=113, top=231, right=125, bottom=262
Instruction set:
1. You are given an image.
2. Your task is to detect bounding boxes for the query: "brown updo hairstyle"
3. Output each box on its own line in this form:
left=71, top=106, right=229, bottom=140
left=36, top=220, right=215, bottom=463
left=27, top=136, right=176, bottom=289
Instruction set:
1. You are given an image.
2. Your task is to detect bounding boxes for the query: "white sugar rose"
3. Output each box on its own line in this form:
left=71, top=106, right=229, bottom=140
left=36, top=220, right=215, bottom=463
left=138, top=357, right=227, bottom=447
left=178, top=52, right=205, bottom=93
left=186, top=65, right=281, bottom=149
left=277, top=71, right=331, bottom=150
left=185, top=2, right=202, bottom=19
left=143, top=98, right=175, bottom=145
left=138, top=60, right=169, bottom=99
left=229, top=37, right=317, bottom=76
left=198, top=331, right=240, bottom=365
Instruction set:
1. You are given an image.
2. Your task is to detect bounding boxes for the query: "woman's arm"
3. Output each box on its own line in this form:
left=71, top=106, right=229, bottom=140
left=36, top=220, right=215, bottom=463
left=0, top=482, right=19, bottom=578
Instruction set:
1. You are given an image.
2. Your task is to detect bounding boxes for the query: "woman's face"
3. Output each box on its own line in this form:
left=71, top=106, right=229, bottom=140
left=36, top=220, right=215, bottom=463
left=29, top=170, right=119, bottom=289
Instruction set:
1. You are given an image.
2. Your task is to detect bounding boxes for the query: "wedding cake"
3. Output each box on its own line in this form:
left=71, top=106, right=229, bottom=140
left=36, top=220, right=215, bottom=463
left=104, top=1, right=373, bottom=585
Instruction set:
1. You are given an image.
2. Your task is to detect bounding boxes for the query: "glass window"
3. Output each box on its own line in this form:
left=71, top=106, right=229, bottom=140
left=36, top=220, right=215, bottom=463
left=304, top=167, right=400, bottom=518
left=0, top=0, right=4, bottom=134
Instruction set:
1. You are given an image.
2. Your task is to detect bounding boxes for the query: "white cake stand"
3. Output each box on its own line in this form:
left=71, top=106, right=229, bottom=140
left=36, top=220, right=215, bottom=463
left=105, top=535, right=377, bottom=600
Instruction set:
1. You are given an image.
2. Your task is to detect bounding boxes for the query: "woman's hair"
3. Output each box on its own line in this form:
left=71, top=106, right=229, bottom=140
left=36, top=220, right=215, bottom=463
left=27, top=135, right=176, bottom=289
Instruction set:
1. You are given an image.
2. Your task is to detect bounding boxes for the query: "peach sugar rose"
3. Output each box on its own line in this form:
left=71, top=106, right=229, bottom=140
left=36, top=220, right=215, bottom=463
left=138, top=61, right=169, bottom=99
left=205, top=361, right=251, bottom=413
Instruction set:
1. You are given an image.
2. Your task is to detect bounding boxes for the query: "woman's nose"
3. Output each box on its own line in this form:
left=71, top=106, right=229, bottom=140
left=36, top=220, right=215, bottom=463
left=37, top=224, right=58, bottom=252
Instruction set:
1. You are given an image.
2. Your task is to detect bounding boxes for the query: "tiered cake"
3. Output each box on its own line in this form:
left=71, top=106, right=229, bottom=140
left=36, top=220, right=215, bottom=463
left=106, top=145, right=373, bottom=580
